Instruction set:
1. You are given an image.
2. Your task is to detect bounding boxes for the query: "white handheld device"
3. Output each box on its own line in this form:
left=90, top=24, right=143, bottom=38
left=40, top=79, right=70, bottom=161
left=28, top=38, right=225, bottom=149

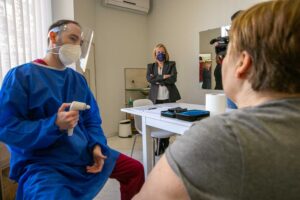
left=67, top=101, right=91, bottom=136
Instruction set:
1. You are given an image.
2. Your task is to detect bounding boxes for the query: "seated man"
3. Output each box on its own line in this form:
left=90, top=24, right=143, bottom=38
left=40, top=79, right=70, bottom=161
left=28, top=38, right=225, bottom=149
left=0, top=19, right=144, bottom=200
left=133, top=0, right=300, bottom=199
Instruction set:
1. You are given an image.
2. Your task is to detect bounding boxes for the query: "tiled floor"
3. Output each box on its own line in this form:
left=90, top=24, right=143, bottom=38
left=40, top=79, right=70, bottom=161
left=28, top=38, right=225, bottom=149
left=94, top=135, right=143, bottom=200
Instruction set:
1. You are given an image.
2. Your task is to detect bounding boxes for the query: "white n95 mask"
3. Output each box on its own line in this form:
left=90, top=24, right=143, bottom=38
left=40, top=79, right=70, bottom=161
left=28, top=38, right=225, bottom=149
left=59, top=44, right=82, bottom=66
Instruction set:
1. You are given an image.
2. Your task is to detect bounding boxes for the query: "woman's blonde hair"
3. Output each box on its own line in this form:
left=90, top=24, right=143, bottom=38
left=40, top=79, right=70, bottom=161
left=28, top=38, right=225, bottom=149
left=152, top=43, right=170, bottom=61
left=230, top=0, right=300, bottom=93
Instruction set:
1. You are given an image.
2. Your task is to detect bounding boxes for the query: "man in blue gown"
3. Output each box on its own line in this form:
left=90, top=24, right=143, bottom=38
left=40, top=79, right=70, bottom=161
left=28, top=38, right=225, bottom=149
left=0, top=19, right=144, bottom=200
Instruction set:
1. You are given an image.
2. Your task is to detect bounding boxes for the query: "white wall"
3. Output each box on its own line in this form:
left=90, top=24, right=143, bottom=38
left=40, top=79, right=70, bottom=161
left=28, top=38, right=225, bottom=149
left=94, top=2, right=148, bottom=137
left=147, top=0, right=264, bottom=105
left=51, top=0, right=74, bottom=22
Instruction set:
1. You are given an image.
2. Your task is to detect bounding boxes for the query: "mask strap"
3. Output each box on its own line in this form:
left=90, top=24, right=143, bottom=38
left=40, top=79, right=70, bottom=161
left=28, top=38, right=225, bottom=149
left=46, top=46, right=59, bottom=54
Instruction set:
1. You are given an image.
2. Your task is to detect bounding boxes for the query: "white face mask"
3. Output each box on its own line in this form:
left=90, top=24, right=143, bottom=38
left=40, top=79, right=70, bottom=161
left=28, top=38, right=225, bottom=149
left=58, top=44, right=82, bottom=66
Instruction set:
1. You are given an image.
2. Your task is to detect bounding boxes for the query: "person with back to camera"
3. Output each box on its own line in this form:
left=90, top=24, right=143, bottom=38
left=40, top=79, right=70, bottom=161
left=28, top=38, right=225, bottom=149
left=214, top=54, right=223, bottom=90
left=202, top=60, right=212, bottom=89
left=134, top=0, right=300, bottom=199
left=147, top=43, right=181, bottom=155
left=0, top=19, right=144, bottom=200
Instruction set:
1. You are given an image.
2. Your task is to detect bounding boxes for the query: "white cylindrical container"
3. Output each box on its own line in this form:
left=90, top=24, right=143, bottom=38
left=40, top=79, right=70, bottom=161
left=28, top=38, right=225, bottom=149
left=205, top=93, right=227, bottom=115
left=119, top=119, right=132, bottom=138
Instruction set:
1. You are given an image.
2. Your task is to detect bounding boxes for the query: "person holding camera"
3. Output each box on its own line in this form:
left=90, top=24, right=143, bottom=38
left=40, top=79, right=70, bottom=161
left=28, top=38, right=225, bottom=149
left=146, top=43, right=181, bottom=155
left=134, top=0, right=300, bottom=199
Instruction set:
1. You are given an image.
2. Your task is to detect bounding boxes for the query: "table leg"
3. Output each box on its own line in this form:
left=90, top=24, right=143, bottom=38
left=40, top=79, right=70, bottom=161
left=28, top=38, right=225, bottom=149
left=142, top=116, right=153, bottom=178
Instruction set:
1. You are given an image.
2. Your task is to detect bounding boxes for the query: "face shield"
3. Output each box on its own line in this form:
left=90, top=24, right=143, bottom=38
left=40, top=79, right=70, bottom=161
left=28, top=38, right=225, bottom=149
left=48, top=24, right=94, bottom=72
left=79, top=27, right=94, bottom=72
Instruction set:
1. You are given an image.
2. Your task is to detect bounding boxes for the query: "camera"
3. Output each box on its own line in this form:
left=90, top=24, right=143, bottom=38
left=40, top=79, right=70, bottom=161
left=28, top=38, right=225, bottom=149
left=209, top=36, right=229, bottom=57
left=208, top=10, right=243, bottom=58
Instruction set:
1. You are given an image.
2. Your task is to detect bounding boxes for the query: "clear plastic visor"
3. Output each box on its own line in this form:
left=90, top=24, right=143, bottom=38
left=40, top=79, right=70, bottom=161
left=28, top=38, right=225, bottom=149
left=48, top=25, right=94, bottom=71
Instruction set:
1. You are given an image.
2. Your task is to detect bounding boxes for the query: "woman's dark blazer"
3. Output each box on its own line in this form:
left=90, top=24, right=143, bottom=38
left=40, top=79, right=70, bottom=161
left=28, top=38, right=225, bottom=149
left=146, top=61, right=181, bottom=104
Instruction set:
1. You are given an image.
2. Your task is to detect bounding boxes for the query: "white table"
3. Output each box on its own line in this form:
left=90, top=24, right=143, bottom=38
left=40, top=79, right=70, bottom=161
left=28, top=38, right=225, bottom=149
left=121, top=103, right=207, bottom=177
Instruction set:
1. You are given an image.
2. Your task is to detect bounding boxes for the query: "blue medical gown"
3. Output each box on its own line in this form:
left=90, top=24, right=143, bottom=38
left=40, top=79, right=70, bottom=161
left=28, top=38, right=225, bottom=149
left=0, top=63, right=120, bottom=199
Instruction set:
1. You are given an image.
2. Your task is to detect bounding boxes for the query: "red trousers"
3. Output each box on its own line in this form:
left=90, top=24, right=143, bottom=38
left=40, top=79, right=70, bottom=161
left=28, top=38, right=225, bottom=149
left=110, top=153, right=145, bottom=200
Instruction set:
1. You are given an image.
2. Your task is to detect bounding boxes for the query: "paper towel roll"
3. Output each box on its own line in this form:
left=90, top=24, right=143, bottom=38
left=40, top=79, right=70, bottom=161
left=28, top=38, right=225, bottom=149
left=205, top=93, right=226, bottom=115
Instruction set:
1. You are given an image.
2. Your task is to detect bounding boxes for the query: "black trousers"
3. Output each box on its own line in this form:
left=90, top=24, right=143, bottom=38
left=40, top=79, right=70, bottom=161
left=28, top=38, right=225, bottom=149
left=154, top=99, right=173, bottom=155
left=156, top=99, right=172, bottom=104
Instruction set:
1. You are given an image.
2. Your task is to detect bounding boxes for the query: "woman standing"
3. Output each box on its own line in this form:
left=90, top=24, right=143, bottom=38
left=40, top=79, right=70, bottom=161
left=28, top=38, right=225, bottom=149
left=146, top=43, right=181, bottom=155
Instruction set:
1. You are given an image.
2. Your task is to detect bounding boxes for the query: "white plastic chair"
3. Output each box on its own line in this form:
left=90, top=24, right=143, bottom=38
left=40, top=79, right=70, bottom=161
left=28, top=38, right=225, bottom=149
left=130, top=99, right=175, bottom=165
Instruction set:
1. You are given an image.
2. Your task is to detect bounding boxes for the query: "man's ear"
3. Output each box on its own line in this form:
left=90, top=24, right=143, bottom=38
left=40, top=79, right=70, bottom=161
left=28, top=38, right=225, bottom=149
left=49, top=32, right=57, bottom=44
left=235, top=51, right=252, bottom=79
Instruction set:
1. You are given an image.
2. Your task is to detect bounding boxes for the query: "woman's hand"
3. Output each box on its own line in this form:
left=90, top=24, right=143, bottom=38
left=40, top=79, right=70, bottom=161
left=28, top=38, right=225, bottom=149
left=163, top=74, right=171, bottom=79
left=86, top=145, right=107, bottom=173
